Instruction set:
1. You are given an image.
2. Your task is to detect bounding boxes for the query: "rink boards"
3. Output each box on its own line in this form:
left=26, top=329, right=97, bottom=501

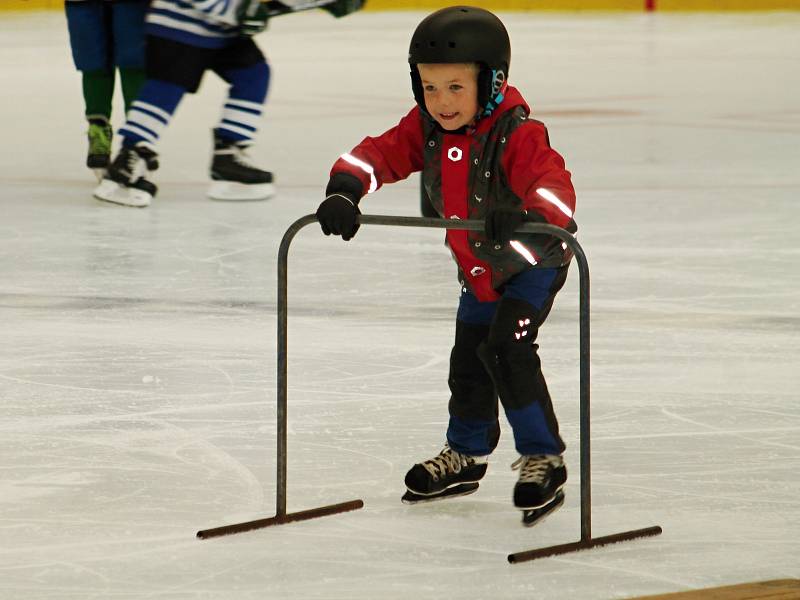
left=2, top=0, right=800, bottom=12
left=632, top=579, right=800, bottom=600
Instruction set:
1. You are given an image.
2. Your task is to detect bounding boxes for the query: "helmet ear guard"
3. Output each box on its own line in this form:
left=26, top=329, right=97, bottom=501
left=408, top=6, right=511, bottom=120
left=477, top=66, right=507, bottom=116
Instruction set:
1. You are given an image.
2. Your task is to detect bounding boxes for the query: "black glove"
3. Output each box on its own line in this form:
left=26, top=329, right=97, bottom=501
left=317, top=193, right=361, bottom=241
left=323, top=0, right=364, bottom=18
left=484, top=207, right=526, bottom=245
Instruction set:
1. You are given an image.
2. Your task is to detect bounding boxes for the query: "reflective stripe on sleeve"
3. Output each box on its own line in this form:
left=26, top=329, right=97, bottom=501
left=341, top=153, right=378, bottom=194
left=536, top=187, right=573, bottom=219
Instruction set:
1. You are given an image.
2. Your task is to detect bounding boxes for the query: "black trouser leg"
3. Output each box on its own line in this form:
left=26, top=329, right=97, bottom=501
left=446, top=320, right=501, bottom=455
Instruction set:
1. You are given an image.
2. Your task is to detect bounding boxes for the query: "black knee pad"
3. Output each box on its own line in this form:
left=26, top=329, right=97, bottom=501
left=479, top=298, right=544, bottom=410
left=486, top=297, right=541, bottom=350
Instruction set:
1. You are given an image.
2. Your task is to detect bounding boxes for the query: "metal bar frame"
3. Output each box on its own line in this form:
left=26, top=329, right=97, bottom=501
left=197, top=214, right=662, bottom=560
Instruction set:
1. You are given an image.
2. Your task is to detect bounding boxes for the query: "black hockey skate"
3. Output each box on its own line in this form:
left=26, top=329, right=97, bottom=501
left=512, top=454, right=567, bottom=527
left=401, top=444, right=488, bottom=504
left=87, top=118, right=112, bottom=180
left=208, top=130, right=275, bottom=201
left=93, top=143, right=159, bottom=207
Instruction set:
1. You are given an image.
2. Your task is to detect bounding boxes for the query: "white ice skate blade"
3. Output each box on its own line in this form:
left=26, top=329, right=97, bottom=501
left=207, top=181, right=276, bottom=202
left=93, top=179, right=151, bottom=208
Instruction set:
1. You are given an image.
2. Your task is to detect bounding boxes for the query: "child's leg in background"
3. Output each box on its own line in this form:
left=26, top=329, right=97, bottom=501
left=212, top=36, right=270, bottom=145
left=110, top=0, right=147, bottom=113
left=66, top=0, right=113, bottom=121
left=207, top=37, right=274, bottom=199
left=95, top=36, right=199, bottom=205
left=445, top=289, right=500, bottom=457
left=117, top=36, right=207, bottom=151
left=480, top=266, right=570, bottom=456
left=65, top=0, right=114, bottom=169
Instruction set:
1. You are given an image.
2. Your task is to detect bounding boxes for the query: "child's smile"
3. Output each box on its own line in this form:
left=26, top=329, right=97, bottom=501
left=417, top=63, right=480, bottom=131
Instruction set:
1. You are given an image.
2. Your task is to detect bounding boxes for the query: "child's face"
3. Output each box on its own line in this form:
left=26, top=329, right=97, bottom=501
left=417, top=63, right=480, bottom=131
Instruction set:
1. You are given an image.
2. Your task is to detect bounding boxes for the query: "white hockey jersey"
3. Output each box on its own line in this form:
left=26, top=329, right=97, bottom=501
left=146, top=0, right=248, bottom=48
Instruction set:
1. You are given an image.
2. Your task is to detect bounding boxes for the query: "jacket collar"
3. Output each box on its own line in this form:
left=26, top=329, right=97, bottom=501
left=473, top=85, right=529, bottom=134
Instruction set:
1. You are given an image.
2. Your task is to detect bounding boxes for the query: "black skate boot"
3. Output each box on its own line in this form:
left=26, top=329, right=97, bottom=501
left=401, top=444, right=488, bottom=504
left=87, top=117, right=112, bottom=181
left=512, top=454, right=567, bottom=527
left=93, top=143, right=159, bottom=208
left=208, top=130, right=275, bottom=201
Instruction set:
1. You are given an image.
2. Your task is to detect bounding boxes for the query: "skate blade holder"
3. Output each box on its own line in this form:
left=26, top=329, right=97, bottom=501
left=197, top=215, right=662, bottom=560
left=93, top=179, right=152, bottom=208
left=207, top=181, right=276, bottom=202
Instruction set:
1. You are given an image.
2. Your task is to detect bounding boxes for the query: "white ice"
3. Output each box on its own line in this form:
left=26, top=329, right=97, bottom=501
left=1, top=8, right=799, bottom=600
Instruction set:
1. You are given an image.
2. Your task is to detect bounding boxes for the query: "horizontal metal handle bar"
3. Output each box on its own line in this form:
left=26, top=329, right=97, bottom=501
left=284, top=213, right=580, bottom=248
left=359, top=214, right=570, bottom=235
left=282, top=214, right=586, bottom=280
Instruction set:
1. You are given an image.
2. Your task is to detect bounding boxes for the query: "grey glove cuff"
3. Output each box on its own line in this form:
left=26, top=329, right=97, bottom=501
left=325, top=193, right=357, bottom=207
left=325, top=172, right=364, bottom=204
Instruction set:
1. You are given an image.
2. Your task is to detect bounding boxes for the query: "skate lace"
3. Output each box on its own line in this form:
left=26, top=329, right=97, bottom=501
left=511, top=455, right=562, bottom=484
left=421, top=446, right=471, bottom=482
left=230, top=145, right=259, bottom=170
left=118, top=148, right=142, bottom=179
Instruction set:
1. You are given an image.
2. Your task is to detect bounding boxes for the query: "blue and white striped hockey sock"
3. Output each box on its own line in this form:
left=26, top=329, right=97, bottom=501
left=118, top=80, right=185, bottom=149
left=215, top=61, right=270, bottom=144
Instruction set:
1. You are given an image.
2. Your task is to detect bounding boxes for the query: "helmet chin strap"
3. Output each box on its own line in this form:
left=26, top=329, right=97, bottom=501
left=410, top=67, right=429, bottom=117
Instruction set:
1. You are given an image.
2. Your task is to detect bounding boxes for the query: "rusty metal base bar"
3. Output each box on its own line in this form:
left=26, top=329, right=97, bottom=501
left=196, top=499, right=364, bottom=540
left=508, top=525, right=662, bottom=564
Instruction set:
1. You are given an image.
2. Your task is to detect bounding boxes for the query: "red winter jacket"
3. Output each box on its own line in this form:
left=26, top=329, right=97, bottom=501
left=329, top=86, right=576, bottom=302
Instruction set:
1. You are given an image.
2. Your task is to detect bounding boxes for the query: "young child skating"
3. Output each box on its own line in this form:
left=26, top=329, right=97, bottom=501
left=316, top=6, right=577, bottom=525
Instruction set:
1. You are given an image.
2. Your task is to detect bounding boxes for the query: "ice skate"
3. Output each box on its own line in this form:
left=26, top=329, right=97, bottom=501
left=93, top=143, right=158, bottom=208
left=512, top=454, right=567, bottom=527
left=86, top=118, right=112, bottom=182
left=208, top=131, right=275, bottom=201
left=401, top=444, right=488, bottom=504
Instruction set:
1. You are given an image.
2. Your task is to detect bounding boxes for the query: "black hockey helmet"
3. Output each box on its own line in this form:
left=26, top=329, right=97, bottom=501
left=408, top=6, right=511, bottom=118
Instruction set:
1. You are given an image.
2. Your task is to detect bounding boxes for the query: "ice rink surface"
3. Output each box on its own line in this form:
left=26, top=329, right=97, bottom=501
left=1, top=7, right=799, bottom=599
